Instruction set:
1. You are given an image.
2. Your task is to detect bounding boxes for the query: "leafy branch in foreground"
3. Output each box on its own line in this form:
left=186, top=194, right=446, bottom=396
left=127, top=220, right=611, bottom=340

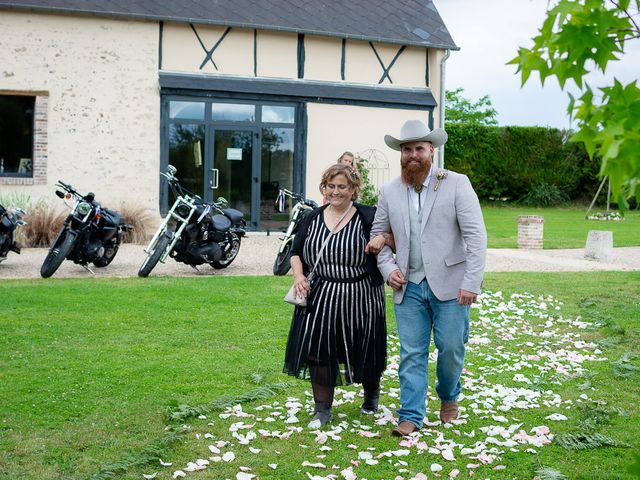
left=165, top=381, right=295, bottom=423
left=509, top=0, right=640, bottom=210
left=556, top=432, right=630, bottom=450
left=612, top=351, right=639, bottom=378
left=92, top=425, right=187, bottom=480
left=92, top=382, right=294, bottom=480
left=577, top=399, right=629, bottom=431
left=535, top=465, right=568, bottom=480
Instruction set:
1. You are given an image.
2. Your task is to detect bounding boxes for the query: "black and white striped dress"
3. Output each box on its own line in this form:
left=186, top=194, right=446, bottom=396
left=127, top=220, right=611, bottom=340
left=283, top=211, right=386, bottom=386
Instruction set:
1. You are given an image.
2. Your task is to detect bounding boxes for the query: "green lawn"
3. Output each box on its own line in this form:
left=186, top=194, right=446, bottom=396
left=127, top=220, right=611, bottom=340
left=1, top=274, right=639, bottom=479
left=482, top=205, right=640, bottom=248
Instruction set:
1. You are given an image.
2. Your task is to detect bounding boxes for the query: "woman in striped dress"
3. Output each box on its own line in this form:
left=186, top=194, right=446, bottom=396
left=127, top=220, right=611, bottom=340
left=283, top=164, right=390, bottom=427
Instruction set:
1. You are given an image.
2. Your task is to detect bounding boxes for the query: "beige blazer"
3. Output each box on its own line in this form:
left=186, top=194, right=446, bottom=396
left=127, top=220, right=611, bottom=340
left=372, top=169, right=487, bottom=303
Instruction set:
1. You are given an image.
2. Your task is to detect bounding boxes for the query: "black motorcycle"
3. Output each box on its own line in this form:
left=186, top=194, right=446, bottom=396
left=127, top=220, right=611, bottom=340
left=273, top=188, right=318, bottom=275
left=40, top=181, right=132, bottom=278
left=0, top=204, right=27, bottom=263
left=138, top=165, right=246, bottom=277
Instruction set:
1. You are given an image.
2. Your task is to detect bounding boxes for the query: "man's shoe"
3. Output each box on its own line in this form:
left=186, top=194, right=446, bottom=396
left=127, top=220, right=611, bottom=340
left=439, top=402, right=459, bottom=423
left=391, top=421, right=419, bottom=437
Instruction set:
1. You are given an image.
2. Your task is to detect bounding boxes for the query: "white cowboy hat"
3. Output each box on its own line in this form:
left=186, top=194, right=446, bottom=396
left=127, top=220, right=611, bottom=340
left=384, top=120, right=448, bottom=150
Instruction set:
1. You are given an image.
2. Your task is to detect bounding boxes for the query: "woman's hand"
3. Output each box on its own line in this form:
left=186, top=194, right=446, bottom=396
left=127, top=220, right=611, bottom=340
left=365, top=232, right=395, bottom=254
left=365, top=234, right=386, bottom=254
left=293, top=273, right=310, bottom=298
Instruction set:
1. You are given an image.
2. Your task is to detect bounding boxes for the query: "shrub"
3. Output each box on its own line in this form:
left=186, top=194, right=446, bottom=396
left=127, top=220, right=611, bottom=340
left=356, top=158, right=379, bottom=206
left=444, top=123, right=601, bottom=203
left=0, top=191, right=48, bottom=212
left=0, top=192, right=59, bottom=247
left=117, top=204, right=154, bottom=244
left=5, top=196, right=153, bottom=247
left=519, top=182, right=570, bottom=207
left=21, top=207, right=66, bottom=247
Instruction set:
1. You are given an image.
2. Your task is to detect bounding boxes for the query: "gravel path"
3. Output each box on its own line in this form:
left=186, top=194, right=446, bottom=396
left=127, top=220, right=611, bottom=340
left=1, top=235, right=638, bottom=279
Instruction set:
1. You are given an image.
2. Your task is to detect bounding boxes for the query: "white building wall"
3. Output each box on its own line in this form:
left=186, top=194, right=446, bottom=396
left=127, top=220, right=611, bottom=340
left=0, top=12, right=160, bottom=214
left=162, top=25, right=432, bottom=90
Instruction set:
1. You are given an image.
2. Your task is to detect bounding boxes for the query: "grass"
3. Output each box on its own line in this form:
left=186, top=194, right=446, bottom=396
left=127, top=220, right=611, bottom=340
left=0, top=273, right=639, bottom=479
left=481, top=205, right=640, bottom=248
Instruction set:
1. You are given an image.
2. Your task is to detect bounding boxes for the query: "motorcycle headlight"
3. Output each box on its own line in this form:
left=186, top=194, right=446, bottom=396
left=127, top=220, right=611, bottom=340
left=77, top=201, right=92, bottom=216
left=176, top=204, right=191, bottom=218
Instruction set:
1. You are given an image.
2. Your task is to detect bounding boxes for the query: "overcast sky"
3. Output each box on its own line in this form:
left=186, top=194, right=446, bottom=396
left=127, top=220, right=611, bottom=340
left=435, top=0, right=640, bottom=129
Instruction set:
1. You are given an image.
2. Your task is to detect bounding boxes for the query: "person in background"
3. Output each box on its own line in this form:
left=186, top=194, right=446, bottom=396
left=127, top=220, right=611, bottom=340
left=337, top=151, right=357, bottom=174
left=283, top=163, right=391, bottom=428
left=371, top=119, right=487, bottom=437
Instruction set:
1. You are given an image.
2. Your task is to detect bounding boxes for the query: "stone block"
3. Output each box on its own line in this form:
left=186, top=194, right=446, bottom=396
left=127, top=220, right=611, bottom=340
left=584, top=230, right=613, bottom=262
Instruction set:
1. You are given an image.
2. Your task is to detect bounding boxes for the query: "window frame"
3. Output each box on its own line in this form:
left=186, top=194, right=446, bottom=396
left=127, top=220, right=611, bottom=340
left=0, top=93, right=36, bottom=179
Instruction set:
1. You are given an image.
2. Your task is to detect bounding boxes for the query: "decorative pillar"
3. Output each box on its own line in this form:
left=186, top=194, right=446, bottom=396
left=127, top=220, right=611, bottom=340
left=517, top=215, right=544, bottom=249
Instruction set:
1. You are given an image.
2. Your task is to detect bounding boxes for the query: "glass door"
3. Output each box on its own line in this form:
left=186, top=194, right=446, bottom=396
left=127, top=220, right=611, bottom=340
left=210, top=128, right=257, bottom=226
left=168, top=123, right=205, bottom=204
left=167, top=100, right=206, bottom=205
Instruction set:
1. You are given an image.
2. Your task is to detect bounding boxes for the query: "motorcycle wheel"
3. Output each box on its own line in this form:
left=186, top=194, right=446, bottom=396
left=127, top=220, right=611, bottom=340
left=93, top=239, right=119, bottom=268
left=138, top=234, right=171, bottom=278
left=273, top=241, right=293, bottom=276
left=210, top=233, right=241, bottom=269
left=40, top=231, right=75, bottom=278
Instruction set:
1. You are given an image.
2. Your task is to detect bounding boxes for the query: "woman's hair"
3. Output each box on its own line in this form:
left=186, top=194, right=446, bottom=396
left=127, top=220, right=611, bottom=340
left=320, top=163, right=361, bottom=201
left=336, top=151, right=356, bottom=166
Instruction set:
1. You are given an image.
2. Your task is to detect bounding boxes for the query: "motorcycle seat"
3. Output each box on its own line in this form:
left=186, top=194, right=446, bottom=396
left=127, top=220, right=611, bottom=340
left=222, top=208, right=243, bottom=224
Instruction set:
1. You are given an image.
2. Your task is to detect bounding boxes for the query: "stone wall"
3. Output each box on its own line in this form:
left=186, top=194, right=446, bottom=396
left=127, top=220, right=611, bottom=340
left=0, top=12, right=160, bottom=214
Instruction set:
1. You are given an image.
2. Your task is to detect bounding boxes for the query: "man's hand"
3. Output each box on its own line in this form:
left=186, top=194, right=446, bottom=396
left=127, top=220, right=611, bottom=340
left=387, top=269, right=407, bottom=290
left=457, top=289, right=477, bottom=305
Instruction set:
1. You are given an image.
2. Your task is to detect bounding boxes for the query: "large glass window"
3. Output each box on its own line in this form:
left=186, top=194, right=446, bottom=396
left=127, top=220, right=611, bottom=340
left=0, top=95, right=35, bottom=177
left=260, top=127, right=294, bottom=230
left=169, top=101, right=205, bottom=120
left=168, top=124, right=205, bottom=202
left=164, top=97, right=299, bottom=230
left=262, top=105, right=294, bottom=123
left=212, top=103, right=255, bottom=122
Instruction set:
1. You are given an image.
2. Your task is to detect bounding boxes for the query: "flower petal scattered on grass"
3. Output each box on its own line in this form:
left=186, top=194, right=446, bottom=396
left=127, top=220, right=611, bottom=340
left=174, top=290, right=606, bottom=479
left=545, top=413, right=568, bottom=421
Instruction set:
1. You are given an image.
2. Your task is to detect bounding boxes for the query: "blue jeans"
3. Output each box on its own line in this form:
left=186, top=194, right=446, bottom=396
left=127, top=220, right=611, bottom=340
left=394, top=279, right=469, bottom=428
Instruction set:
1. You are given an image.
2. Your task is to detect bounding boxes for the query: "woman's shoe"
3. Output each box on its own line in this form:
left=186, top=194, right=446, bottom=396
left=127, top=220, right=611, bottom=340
left=360, top=387, right=380, bottom=414
left=307, top=403, right=332, bottom=428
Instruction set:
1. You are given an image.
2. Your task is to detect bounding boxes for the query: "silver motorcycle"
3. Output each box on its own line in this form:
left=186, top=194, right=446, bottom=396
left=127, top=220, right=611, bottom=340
left=139, top=165, right=246, bottom=277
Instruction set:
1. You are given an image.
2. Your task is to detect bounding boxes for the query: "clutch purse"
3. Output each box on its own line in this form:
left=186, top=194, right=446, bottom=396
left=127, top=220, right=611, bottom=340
left=284, top=284, right=307, bottom=307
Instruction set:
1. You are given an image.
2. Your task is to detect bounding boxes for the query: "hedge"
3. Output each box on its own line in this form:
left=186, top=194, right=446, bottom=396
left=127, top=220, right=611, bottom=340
left=444, top=123, right=601, bottom=202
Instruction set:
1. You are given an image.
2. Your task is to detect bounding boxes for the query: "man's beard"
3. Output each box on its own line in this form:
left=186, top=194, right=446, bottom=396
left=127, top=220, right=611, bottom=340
left=401, top=159, right=431, bottom=189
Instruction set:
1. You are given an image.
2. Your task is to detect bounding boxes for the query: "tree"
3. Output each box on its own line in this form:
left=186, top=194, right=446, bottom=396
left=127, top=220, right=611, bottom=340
left=445, top=87, right=498, bottom=126
left=509, top=0, right=640, bottom=210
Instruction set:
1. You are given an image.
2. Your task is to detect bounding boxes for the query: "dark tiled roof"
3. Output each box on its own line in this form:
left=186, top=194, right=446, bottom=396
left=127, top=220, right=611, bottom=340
left=0, top=0, right=457, bottom=49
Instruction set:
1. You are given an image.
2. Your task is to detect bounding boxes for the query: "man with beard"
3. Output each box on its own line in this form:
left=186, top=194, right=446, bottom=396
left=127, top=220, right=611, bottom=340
left=369, top=119, right=486, bottom=436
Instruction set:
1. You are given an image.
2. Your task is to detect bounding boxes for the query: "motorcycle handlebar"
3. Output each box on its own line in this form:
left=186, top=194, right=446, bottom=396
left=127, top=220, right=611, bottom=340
left=55, top=181, right=102, bottom=206
left=278, top=188, right=305, bottom=202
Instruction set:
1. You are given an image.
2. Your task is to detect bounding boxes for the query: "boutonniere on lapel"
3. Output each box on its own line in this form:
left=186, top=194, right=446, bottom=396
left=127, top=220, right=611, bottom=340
left=434, top=170, right=448, bottom=191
